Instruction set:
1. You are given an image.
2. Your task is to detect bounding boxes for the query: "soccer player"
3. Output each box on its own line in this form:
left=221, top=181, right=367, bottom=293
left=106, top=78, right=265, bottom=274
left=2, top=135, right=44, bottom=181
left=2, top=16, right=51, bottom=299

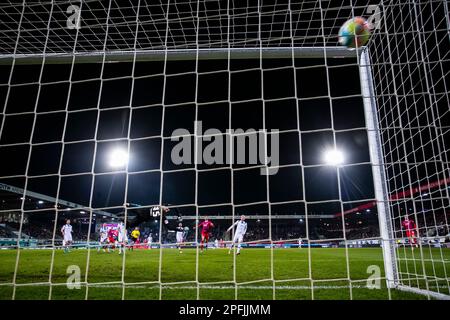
left=298, top=237, right=303, bottom=249
left=61, top=219, right=73, bottom=253
left=130, top=227, right=140, bottom=251
left=147, top=233, right=153, bottom=249
left=117, top=222, right=128, bottom=255
left=402, top=215, right=418, bottom=250
left=196, top=217, right=214, bottom=252
left=98, top=224, right=108, bottom=252
left=107, top=228, right=117, bottom=252
left=227, top=215, right=247, bottom=255
left=175, top=222, right=185, bottom=253
left=150, top=205, right=175, bottom=228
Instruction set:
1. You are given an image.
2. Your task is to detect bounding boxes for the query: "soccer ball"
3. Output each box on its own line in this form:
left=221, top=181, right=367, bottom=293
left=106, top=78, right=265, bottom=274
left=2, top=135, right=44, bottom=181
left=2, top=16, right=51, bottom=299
left=338, top=17, right=371, bottom=48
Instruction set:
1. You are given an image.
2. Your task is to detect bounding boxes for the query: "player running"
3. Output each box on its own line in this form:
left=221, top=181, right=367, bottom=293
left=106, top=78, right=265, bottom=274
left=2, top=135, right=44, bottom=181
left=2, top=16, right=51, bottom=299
left=298, top=237, right=303, bottom=249
left=196, top=217, right=214, bottom=252
left=117, top=222, right=128, bottom=255
left=402, top=216, right=418, bottom=249
left=107, top=227, right=118, bottom=252
left=61, top=219, right=73, bottom=253
left=227, top=215, right=247, bottom=255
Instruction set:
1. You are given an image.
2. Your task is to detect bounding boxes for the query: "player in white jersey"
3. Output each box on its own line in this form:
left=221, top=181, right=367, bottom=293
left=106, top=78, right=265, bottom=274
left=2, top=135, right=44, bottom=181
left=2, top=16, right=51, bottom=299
left=175, top=222, right=185, bottom=253
left=147, top=234, right=153, bottom=249
left=117, top=222, right=128, bottom=255
left=98, top=224, right=108, bottom=252
left=227, top=215, right=247, bottom=255
left=61, top=219, right=73, bottom=253
left=298, top=237, right=302, bottom=249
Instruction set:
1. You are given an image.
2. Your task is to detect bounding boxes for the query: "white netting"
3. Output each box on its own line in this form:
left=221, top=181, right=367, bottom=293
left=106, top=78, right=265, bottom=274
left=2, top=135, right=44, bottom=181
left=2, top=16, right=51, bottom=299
left=367, top=0, right=450, bottom=298
left=0, top=0, right=448, bottom=300
left=0, top=0, right=376, bottom=54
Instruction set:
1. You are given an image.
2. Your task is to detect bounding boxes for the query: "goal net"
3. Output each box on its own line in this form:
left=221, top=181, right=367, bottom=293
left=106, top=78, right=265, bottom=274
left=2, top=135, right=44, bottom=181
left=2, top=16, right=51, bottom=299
left=0, top=0, right=448, bottom=300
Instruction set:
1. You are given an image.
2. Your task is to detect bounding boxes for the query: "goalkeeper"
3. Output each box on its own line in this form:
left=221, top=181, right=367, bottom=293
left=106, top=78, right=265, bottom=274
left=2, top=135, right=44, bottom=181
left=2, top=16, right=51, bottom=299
left=150, top=205, right=183, bottom=231
left=227, top=215, right=248, bottom=255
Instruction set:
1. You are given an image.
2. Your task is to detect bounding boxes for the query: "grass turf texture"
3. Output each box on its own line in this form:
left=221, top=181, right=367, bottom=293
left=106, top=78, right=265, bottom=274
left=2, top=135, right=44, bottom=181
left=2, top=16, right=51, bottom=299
left=0, top=248, right=448, bottom=300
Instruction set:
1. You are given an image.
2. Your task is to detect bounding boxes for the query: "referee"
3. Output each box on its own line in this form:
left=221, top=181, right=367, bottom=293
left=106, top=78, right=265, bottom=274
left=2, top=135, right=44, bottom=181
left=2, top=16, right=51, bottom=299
left=130, top=227, right=140, bottom=250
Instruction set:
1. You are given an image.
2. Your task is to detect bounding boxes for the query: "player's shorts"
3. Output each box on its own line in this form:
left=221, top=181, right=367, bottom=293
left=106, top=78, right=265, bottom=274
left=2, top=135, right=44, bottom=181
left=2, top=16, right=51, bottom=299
left=233, top=233, right=244, bottom=243
left=201, top=231, right=209, bottom=240
left=64, top=235, right=72, bottom=243
left=108, top=237, right=115, bottom=243
left=132, top=237, right=139, bottom=243
left=118, top=235, right=128, bottom=243
left=406, top=230, right=416, bottom=238
left=176, top=232, right=184, bottom=243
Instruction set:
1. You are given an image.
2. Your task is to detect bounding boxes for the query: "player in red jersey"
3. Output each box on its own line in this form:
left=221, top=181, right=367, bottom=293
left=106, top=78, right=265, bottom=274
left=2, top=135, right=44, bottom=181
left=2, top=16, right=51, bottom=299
left=402, top=215, right=418, bottom=249
left=107, top=228, right=118, bottom=252
left=196, top=217, right=214, bottom=252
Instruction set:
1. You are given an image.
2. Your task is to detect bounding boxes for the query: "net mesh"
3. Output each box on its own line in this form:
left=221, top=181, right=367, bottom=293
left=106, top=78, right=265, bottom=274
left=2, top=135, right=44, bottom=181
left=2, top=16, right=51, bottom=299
left=0, top=0, right=448, bottom=300
left=368, top=0, right=450, bottom=297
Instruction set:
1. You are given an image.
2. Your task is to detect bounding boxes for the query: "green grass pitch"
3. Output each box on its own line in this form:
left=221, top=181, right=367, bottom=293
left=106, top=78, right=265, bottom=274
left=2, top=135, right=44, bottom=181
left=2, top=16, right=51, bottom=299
left=0, top=247, right=448, bottom=300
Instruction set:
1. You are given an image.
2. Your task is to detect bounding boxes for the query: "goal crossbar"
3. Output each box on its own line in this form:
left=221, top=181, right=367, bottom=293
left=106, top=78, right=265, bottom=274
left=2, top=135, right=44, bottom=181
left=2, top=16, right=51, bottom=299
left=0, top=47, right=359, bottom=65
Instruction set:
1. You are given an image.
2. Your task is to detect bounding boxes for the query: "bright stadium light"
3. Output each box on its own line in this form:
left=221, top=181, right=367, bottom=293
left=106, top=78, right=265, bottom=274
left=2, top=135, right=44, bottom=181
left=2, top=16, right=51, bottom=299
left=108, top=148, right=129, bottom=168
left=323, top=148, right=345, bottom=166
